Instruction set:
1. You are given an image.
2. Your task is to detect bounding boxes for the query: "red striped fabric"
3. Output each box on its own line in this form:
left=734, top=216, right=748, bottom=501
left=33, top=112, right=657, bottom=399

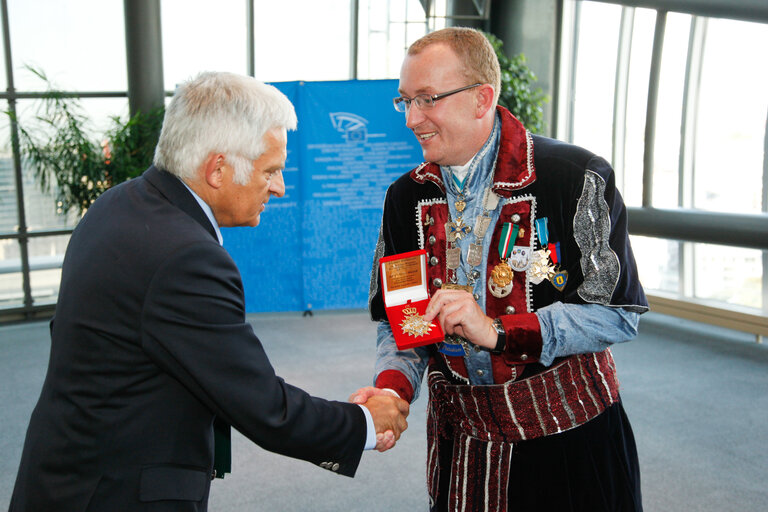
left=426, top=349, right=620, bottom=511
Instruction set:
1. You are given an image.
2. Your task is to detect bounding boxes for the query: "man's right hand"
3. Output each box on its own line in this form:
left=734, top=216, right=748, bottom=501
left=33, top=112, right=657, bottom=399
left=359, top=394, right=409, bottom=452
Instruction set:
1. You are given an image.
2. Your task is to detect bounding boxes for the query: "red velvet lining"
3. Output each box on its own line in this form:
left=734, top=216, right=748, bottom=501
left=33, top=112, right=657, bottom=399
left=375, top=369, right=415, bottom=403
left=383, top=298, right=443, bottom=350
left=500, top=312, right=542, bottom=364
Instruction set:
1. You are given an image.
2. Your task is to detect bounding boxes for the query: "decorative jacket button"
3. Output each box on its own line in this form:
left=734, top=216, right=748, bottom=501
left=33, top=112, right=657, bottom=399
left=520, top=353, right=528, bottom=361
left=506, top=306, right=516, bottom=314
left=332, top=463, right=340, bottom=472
left=433, top=278, right=443, bottom=288
left=429, top=235, right=436, bottom=245
left=473, top=293, right=480, bottom=301
left=511, top=214, right=521, bottom=223
left=476, top=369, right=485, bottom=377
left=430, top=256, right=439, bottom=266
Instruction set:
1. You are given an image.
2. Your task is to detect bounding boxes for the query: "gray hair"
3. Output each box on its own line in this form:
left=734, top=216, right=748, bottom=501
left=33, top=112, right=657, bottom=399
left=154, top=71, right=297, bottom=185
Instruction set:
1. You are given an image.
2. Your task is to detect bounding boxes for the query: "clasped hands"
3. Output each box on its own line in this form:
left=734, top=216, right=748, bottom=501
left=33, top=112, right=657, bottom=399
left=352, top=391, right=409, bottom=452
left=351, top=289, right=496, bottom=451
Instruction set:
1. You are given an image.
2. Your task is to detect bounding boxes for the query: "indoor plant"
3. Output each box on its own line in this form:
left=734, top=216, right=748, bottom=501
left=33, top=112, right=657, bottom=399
left=10, top=68, right=163, bottom=216
left=484, top=32, right=549, bottom=135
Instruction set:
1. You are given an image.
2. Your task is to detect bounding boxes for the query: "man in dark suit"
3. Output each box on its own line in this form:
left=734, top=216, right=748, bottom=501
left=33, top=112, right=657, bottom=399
left=9, top=71, right=409, bottom=512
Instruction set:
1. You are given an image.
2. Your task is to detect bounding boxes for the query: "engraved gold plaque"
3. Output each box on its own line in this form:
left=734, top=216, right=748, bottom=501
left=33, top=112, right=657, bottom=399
left=383, top=255, right=423, bottom=292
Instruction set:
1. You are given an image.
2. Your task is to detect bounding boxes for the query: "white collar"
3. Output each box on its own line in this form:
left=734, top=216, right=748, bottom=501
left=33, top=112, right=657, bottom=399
left=447, top=157, right=474, bottom=182
left=179, top=179, right=224, bottom=246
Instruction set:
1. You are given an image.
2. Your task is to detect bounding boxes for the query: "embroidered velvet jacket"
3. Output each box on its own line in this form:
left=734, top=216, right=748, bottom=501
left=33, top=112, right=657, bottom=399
left=369, top=107, right=648, bottom=401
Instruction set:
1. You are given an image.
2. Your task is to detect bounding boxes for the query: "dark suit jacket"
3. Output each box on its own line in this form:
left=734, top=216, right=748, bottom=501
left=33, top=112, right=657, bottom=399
left=9, top=166, right=366, bottom=511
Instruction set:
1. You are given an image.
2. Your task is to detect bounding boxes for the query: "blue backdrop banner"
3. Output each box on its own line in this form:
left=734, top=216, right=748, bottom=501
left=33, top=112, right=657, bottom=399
left=222, top=79, right=423, bottom=313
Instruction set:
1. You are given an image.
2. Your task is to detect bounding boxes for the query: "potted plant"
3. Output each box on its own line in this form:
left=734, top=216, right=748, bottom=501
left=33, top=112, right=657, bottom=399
left=484, top=32, right=549, bottom=135
left=10, top=67, right=164, bottom=217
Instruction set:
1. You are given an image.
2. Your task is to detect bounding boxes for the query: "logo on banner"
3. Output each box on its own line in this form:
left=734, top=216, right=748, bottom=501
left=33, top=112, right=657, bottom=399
left=330, top=112, right=368, bottom=143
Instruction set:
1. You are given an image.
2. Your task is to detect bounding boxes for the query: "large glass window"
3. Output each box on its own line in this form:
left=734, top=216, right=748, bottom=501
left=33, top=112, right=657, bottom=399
left=562, top=1, right=767, bottom=312
left=0, top=264, right=23, bottom=308
left=570, top=1, right=621, bottom=164
left=28, top=233, right=70, bottom=306
left=8, top=0, right=126, bottom=91
left=161, top=0, right=247, bottom=89
left=14, top=97, right=127, bottom=232
left=1, top=1, right=130, bottom=315
left=255, top=0, right=352, bottom=82
left=2, top=1, right=442, bottom=317
left=651, top=12, right=690, bottom=209
left=163, top=0, right=354, bottom=85
left=694, top=244, right=763, bottom=308
left=357, top=0, right=446, bottom=80
left=693, top=18, right=768, bottom=215
left=620, top=7, right=655, bottom=208
left=0, top=148, right=17, bottom=234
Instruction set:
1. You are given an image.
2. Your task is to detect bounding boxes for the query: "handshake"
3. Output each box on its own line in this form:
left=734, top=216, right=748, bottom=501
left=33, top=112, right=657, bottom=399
left=349, top=387, right=409, bottom=452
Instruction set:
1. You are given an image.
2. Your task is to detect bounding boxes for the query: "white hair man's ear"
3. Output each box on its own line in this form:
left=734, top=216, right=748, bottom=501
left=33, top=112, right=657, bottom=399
left=203, top=153, right=227, bottom=189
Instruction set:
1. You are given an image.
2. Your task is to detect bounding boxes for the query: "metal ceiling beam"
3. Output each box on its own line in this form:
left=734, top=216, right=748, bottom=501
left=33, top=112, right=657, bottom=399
left=586, top=0, right=768, bottom=24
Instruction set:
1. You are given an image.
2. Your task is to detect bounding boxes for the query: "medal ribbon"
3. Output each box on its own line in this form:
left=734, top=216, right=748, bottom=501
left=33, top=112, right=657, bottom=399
left=535, top=218, right=549, bottom=248
left=498, top=223, right=519, bottom=260
left=452, top=173, right=466, bottom=191
left=548, top=242, right=560, bottom=264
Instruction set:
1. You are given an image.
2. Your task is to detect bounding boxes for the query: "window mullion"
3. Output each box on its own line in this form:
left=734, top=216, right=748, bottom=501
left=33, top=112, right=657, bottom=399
left=679, top=16, right=706, bottom=297
left=612, top=6, right=634, bottom=193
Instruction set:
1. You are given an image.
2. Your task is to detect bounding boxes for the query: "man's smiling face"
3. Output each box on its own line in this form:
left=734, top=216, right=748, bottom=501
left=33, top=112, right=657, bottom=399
left=398, top=43, right=483, bottom=167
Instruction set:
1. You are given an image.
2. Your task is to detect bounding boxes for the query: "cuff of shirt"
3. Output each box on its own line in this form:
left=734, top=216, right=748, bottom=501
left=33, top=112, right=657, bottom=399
left=358, top=404, right=376, bottom=451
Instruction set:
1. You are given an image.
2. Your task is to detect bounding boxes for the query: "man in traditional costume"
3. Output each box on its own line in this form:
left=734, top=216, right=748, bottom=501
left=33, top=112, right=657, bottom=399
left=353, top=27, right=648, bottom=511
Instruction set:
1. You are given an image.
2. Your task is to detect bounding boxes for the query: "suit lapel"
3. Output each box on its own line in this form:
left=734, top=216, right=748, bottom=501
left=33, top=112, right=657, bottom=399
left=143, top=165, right=219, bottom=242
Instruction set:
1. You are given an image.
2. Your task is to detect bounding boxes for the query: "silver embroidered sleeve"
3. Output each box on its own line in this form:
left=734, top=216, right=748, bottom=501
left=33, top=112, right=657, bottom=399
left=574, top=170, right=621, bottom=305
left=367, top=225, right=386, bottom=318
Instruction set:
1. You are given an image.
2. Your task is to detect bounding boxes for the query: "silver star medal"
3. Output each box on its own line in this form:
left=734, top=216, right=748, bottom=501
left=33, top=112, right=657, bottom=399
left=527, top=249, right=555, bottom=284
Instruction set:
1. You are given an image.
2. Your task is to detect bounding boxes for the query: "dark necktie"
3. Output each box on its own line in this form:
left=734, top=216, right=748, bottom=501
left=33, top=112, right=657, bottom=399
left=212, top=418, right=231, bottom=479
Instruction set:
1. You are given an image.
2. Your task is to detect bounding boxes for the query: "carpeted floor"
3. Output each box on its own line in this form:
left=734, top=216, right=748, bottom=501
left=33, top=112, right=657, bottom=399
left=1, top=310, right=766, bottom=511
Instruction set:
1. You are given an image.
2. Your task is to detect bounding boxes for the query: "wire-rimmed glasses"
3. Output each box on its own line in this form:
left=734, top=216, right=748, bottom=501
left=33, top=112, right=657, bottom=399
left=393, top=83, right=482, bottom=113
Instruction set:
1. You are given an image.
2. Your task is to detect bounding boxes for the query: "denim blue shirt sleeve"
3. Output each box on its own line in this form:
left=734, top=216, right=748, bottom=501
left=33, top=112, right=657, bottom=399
left=374, top=321, right=430, bottom=402
left=536, top=302, right=639, bottom=366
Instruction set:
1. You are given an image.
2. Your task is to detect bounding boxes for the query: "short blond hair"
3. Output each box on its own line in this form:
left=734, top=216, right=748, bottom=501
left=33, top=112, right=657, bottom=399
left=408, top=27, right=501, bottom=106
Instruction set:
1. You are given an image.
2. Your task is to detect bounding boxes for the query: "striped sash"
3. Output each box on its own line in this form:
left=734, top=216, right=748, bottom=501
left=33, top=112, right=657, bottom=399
left=426, top=349, right=620, bottom=511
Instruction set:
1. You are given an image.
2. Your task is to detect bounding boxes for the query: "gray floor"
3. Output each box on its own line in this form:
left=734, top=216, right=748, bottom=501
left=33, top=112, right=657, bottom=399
left=1, top=310, right=767, bottom=511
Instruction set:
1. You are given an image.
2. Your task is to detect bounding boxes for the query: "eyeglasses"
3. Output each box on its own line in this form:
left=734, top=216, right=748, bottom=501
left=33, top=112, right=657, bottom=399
left=393, top=83, right=482, bottom=113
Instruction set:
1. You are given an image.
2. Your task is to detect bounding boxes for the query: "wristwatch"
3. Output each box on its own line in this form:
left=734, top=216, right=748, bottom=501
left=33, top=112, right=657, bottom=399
left=490, top=318, right=506, bottom=354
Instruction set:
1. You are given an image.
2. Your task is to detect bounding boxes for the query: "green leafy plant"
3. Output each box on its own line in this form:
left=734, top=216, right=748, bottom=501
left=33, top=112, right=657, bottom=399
left=484, top=32, right=548, bottom=134
left=10, top=67, right=163, bottom=216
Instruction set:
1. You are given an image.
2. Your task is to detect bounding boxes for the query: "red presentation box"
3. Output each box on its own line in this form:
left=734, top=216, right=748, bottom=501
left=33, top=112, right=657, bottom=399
left=380, top=249, right=444, bottom=350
